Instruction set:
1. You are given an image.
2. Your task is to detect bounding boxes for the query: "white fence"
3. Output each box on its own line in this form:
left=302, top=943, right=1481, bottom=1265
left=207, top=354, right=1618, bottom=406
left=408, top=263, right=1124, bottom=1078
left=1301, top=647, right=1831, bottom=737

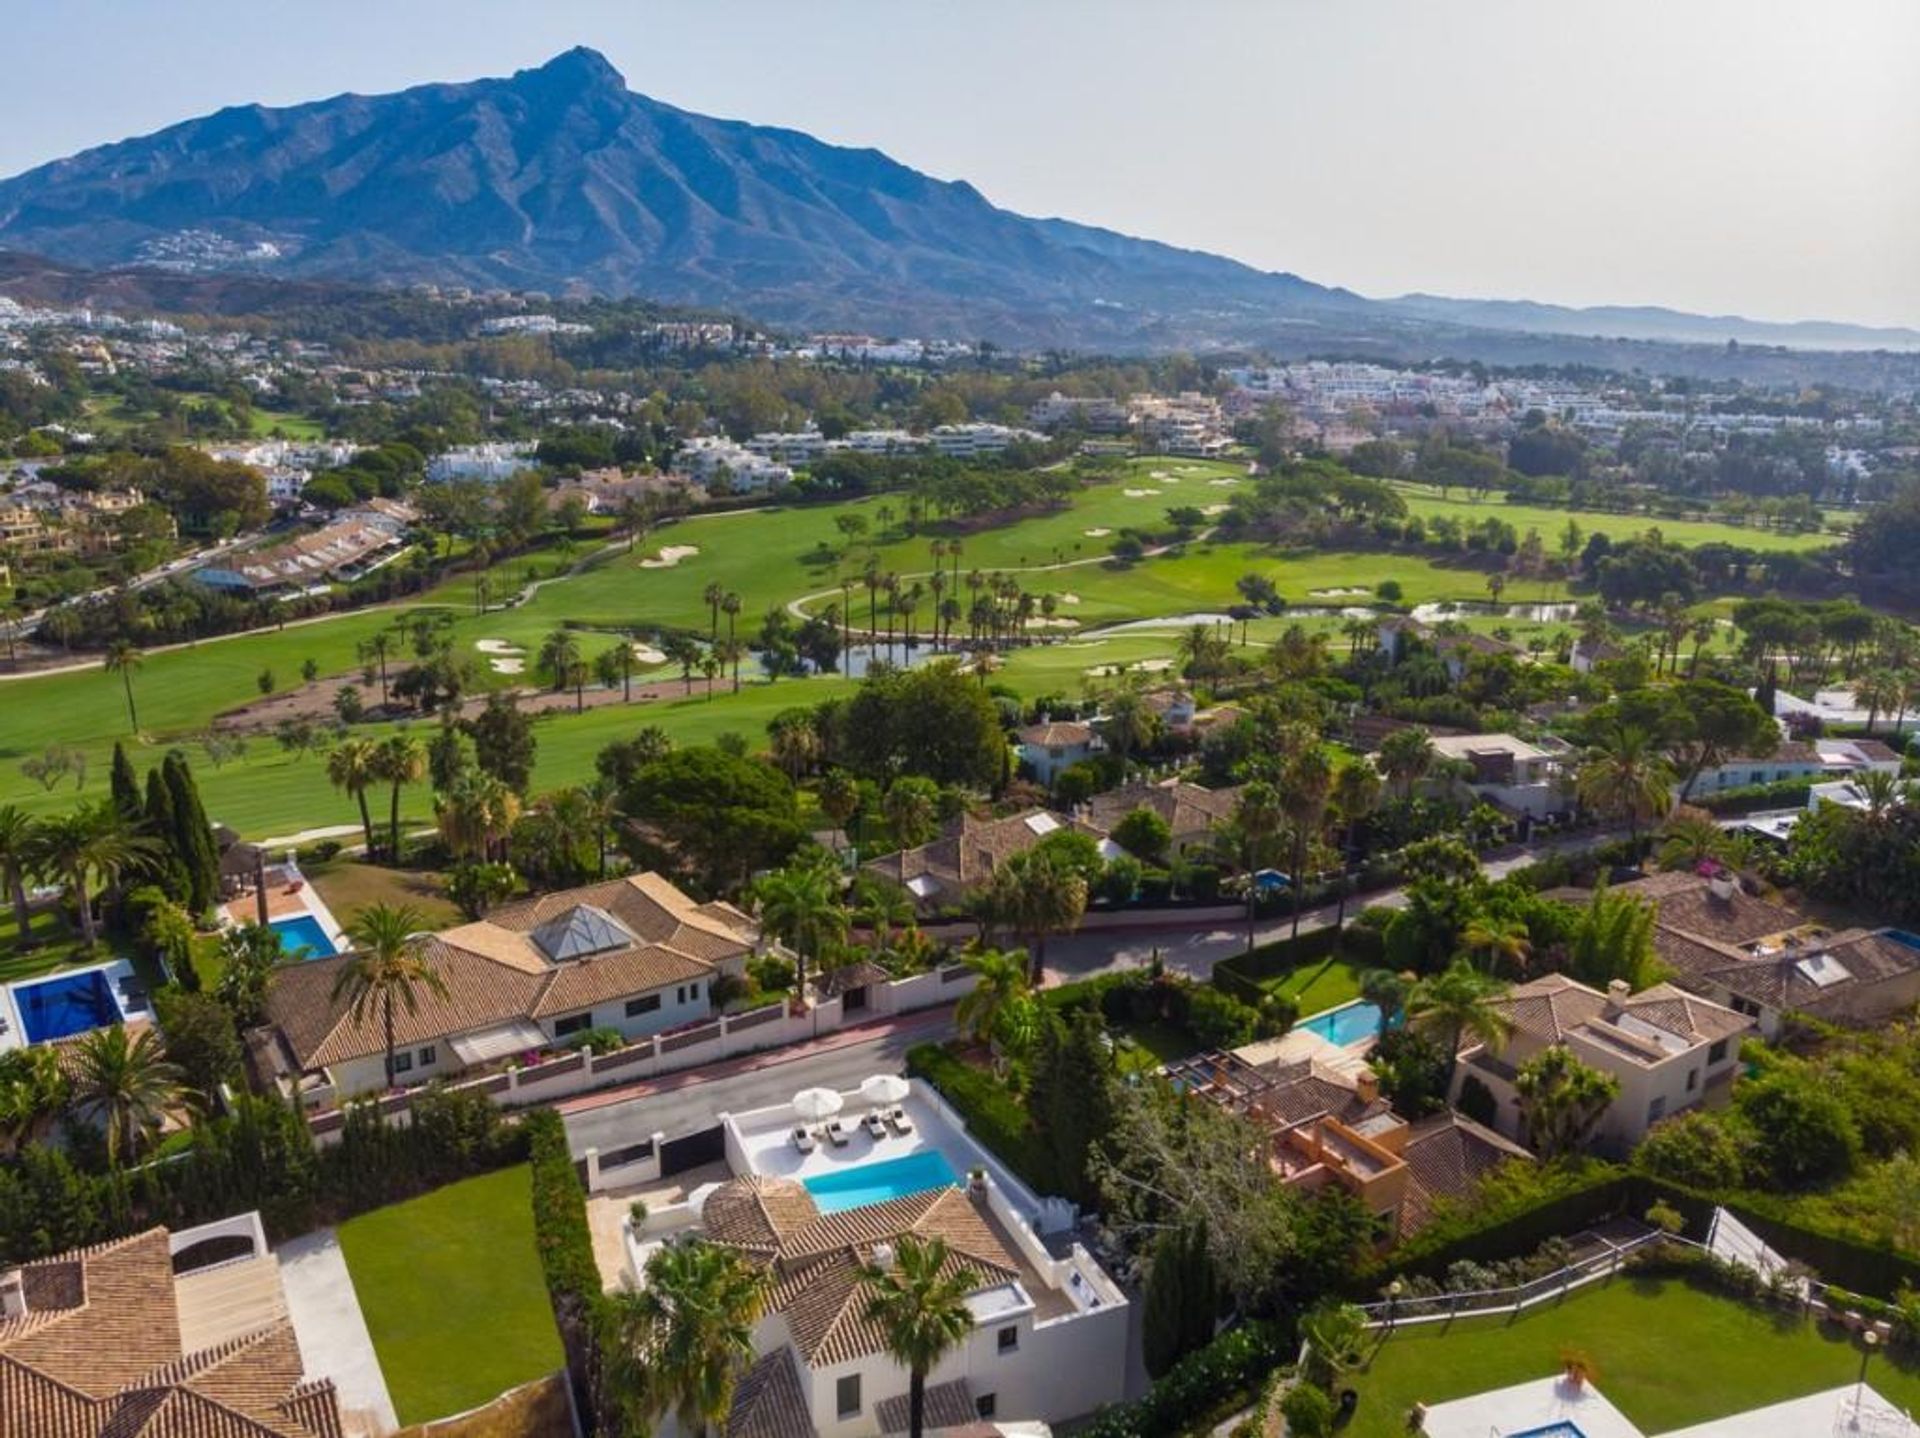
left=305, top=963, right=978, bottom=1145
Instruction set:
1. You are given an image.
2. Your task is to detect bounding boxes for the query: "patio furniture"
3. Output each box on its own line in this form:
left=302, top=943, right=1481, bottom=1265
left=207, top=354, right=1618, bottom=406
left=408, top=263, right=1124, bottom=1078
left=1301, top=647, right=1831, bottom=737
left=825, top=1119, right=851, bottom=1147
left=886, top=1106, right=915, bottom=1136
left=862, top=1110, right=888, bottom=1140
left=791, top=1125, right=817, bottom=1154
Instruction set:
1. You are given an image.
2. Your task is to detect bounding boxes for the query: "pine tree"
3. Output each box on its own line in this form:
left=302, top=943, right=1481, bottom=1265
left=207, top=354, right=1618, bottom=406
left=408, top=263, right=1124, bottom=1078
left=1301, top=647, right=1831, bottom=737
left=109, top=743, right=143, bottom=822
left=1032, top=1008, right=1118, bottom=1204
left=143, top=769, right=191, bottom=904
left=1141, top=1227, right=1188, bottom=1379
left=162, top=752, right=220, bottom=918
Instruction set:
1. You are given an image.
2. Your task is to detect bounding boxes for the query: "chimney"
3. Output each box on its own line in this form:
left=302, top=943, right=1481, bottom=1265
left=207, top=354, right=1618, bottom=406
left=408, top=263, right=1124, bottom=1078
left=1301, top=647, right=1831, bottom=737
left=1706, top=874, right=1736, bottom=902
left=1606, top=979, right=1631, bottom=1012
left=1355, top=1071, right=1380, bottom=1105
left=870, top=1242, right=896, bottom=1272
left=0, top=1269, right=24, bottom=1319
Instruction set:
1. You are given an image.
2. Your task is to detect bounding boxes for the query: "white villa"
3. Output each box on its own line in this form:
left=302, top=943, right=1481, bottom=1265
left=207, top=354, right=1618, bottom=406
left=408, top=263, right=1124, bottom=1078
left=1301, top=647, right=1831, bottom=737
left=253, top=872, right=759, bottom=1102
left=622, top=1080, right=1129, bottom=1437
left=1417, top=1374, right=1915, bottom=1437
left=1453, top=973, right=1752, bottom=1155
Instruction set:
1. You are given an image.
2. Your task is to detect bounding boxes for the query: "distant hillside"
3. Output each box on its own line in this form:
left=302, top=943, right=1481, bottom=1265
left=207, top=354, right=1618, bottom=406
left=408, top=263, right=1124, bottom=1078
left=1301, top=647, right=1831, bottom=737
left=1390, top=293, right=1920, bottom=353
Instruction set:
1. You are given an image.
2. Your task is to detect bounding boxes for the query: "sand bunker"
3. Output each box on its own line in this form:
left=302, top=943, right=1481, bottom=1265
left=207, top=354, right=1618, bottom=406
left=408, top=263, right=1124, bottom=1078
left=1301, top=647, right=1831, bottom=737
left=1149, top=469, right=1172, bottom=479
left=1309, top=587, right=1372, bottom=598
left=1201, top=504, right=1230, bottom=516
left=1123, top=488, right=1158, bottom=498
left=629, top=642, right=667, bottom=665
left=475, top=639, right=523, bottom=655
left=1025, top=617, right=1079, bottom=630
left=1058, top=593, right=1082, bottom=605
left=1208, top=477, right=1241, bottom=487
left=639, top=545, right=700, bottom=569
left=489, top=657, right=525, bottom=675
left=1084, top=527, right=1113, bottom=537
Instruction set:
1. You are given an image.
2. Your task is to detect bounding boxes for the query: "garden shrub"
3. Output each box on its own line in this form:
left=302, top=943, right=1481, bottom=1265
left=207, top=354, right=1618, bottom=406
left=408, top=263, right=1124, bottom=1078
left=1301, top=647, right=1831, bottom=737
left=1077, top=1321, right=1289, bottom=1438
left=906, top=1043, right=1048, bottom=1192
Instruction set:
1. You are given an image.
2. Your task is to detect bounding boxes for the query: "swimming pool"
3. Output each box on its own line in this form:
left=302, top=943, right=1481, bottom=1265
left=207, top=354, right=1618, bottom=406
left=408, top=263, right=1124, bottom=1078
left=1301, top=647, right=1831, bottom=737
left=802, top=1150, right=960, bottom=1213
left=1297, top=1000, right=1386, bottom=1046
left=268, top=914, right=337, bottom=959
left=13, top=968, right=122, bottom=1044
left=1509, top=1425, right=1587, bottom=1437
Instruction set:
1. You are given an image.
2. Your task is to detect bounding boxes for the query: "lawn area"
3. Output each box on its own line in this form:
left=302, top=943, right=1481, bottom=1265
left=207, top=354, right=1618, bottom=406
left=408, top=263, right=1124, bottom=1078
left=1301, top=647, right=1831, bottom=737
left=1263, top=957, right=1363, bottom=1017
left=1391, top=481, right=1842, bottom=553
left=1344, top=1274, right=1920, bottom=1437
left=336, top=1166, right=564, bottom=1425
left=0, top=905, right=91, bottom=983
left=305, top=857, right=462, bottom=930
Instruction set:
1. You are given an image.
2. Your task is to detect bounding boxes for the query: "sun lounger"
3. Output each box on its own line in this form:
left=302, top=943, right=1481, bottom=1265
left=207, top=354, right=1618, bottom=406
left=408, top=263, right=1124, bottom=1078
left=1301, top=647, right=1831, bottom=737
left=885, top=1106, right=914, bottom=1136
left=862, top=1110, right=888, bottom=1139
left=791, top=1125, right=817, bottom=1154
left=825, top=1119, right=851, bottom=1147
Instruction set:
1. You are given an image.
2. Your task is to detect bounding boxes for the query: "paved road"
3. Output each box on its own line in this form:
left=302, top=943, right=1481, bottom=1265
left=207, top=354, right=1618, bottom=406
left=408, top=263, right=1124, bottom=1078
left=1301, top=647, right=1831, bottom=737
left=1043, top=829, right=1617, bottom=985
left=559, top=1009, right=953, bottom=1157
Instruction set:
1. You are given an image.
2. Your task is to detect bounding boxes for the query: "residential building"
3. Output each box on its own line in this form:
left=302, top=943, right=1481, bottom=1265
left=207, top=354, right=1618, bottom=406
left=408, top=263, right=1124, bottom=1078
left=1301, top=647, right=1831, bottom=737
left=0, top=1221, right=347, bottom=1438
left=1080, top=778, right=1241, bottom=854
left=1594, top=869, right=1920, bottom=1038
left=927, top=423, right=1042, bottom=459
left=862, top=809, right=1095, bottom=909
left=1026, top=392, right=1132, bottom=434
left=252, top=872, right=758, bottom=1101
left=745, top=426, right=836, bottom=466
left=1769, top=685, right=1920, bottom=736
left=1130, top=392, right=1230, bottom=457
left=1165, top=1051, right=1532, bottom=1236
left=670, top=435, right=794, bottom=493
left=1677, top=736, right=1901, bottom=796
left=425, top=441, right=537, bottom=482
left=1426, top=732, right=1574, bottom=820
left=1453, top=972, right=1751, bottom=1155
left=1376, top=617, right=1521, bottom=682
left=193, top=500, right=416, bottom=594
left=1014, top=719, right=1103, bottom=786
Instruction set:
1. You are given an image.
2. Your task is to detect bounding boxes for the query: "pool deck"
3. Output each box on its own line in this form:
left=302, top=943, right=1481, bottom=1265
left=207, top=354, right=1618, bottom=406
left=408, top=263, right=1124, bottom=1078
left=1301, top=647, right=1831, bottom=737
left=1419, top=1376, right=1917, bottom=1437
left=220, top=868, right=347, bottom=954
left=0, top=957, right=140, bottom=1054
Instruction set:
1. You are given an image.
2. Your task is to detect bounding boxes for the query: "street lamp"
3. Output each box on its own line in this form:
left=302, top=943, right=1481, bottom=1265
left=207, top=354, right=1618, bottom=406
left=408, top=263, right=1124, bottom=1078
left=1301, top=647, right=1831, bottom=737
left=1852, top=1327, right=1880, bottom=1430
left=1387, top=1278, right=1404, bottom=1332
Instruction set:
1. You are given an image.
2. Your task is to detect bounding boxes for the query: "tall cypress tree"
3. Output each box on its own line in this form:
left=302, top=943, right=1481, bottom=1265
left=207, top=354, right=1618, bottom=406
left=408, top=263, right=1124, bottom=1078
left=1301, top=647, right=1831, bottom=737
left=109, top=743, right=142, bottom=822
left=162, top=752, right=221, bottom=918
left=143, top=769, right=191, bottom=904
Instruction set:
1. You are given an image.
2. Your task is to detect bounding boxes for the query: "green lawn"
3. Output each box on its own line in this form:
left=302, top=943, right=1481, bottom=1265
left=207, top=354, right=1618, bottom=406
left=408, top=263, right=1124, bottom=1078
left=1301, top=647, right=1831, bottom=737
left=336, top=1166, right=564, bottom=1425
left=1344, top=1275, right=1920, bottom=1437
left=1263, top=957, right=1364, bottom=1017
left=1392, top=480, right=1841, bottom=553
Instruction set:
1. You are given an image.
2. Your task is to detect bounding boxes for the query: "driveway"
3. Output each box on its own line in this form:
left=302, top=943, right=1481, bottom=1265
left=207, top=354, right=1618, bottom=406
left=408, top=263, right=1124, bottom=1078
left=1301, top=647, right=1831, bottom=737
left=277, top=1229, right=398, bottom=1437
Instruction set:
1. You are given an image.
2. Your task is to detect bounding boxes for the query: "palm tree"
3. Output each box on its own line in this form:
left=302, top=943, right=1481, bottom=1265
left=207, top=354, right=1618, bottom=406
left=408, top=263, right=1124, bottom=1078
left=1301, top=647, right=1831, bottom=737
left=1514, top=1045, right=1620, bottom=1159
left=1576, top=722, right=1675, bottom=850
left=0, top=1046, right=70, bottom=1155
left=1409, top=960, right=1513, bottom=1093
left=1462, top=915, right=1532, bottom=976
left=435, top=771, right=522, bottom=863
left=1857, top=669, right=1903, bottom=735
left=68, top=1024, right=186, bottom=1166
left=753, top=859, right=848, bottom=1003
left=31, top=801, right=156, bottom=948
left=606, top=1241, right=769, bottom=1438
left=881, top=780, right=939, bottom=851
left=103, top=639, right=144, bottom=734
left=1220, top=780, right=1284, bottom=954
left=326, top=738, right=381, bottom=857
left=331, top=903, right=447, bottom=1090
left=1378, top=727, right=1436, bottom=801
left=953, top=946, right=1032, bottom=1049
left=372, top=734, right=427, bottom=862
left=663, top=633, right=702, bottom=694
left=982, top=847, right=1088, bottom=984
left=0, top=805, right=40, bottom=951
left=1279, top=747, right=1335, bottom=942
left=860, top=1236, right=980, bottom=1438
left=359, top=632, right=394, bottom=708
left=539, top=626, right=582, bottom=693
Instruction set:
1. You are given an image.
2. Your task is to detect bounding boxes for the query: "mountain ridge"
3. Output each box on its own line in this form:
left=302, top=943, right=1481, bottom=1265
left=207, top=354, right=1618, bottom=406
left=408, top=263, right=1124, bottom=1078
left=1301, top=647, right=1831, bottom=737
left=0, top=48, right=1910, bottom=353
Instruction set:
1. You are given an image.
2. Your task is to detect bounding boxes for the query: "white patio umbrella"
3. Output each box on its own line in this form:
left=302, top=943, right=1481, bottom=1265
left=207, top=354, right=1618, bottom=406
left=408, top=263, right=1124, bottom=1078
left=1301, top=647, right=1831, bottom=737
left=792, top=1087, right=845, bottom=1123
left=859, top=1074, right=910, bottom=1106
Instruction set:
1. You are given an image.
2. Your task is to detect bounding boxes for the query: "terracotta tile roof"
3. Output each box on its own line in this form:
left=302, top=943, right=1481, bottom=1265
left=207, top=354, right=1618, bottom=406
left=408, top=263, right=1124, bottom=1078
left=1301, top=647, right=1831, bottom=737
left=1016, top=720, right=1097, bottom=748
left=861, top=809, right=1077, bottom=898
left=701, top=1177, right=821, bottom=1257
left=1399, top=1112, right=1533, bottom=1232
left=725, top=1348, right=813, bottom=1438
left=1083, top=780, right=1242, bottom=843
left=877, top=1378, right=980, bottom=1434
left=706, top=1188, right=1022, bottom=1367
left=1487, top=973, right=1750, bottom=1065
left=263, top=872, right=753, bottom=1070
left=0, top=1228, right=342, bottom=1438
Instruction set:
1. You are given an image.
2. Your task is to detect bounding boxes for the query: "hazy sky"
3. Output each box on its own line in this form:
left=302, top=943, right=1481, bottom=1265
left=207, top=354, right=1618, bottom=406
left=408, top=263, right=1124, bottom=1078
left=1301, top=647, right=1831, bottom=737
left=5, top=0, right=1917, bottom=327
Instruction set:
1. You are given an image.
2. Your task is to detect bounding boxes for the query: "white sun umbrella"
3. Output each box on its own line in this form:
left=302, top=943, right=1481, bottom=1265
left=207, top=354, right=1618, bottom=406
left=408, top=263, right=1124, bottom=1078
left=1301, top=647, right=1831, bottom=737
left=860, top=1074, right=910, bottom=1107
left=792, top=1087, right=845, bottom=1123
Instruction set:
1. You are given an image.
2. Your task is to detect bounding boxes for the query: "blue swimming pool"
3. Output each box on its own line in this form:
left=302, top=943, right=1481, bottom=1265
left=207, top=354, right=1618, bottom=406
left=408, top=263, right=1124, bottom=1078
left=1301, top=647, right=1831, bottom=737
left=1298, top=1000, right=1387, bottom=1046
left=1509, top=1425, right=1587, bottom=1437
left=802, top=1151, right=960, bottom=1213
left=13, top=968, right=122, bottom=1044
left=269, top=914, right=337, bottom=959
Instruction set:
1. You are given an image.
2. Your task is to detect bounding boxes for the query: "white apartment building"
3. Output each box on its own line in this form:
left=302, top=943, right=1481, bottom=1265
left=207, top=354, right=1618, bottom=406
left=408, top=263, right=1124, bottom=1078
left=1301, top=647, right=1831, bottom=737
left=1027, top=392, right=1133, bottom=434
left=425, top=442, right=538, bottom=483
left=928, top=423, right=1042, bottom=459
left=671, top=436, right=794, bottom=493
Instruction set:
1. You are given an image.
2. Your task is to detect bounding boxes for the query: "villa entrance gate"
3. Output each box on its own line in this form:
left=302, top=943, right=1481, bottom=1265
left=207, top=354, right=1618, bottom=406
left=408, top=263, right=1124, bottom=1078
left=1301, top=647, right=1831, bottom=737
left=659, top=1124, right=725, bottom=1177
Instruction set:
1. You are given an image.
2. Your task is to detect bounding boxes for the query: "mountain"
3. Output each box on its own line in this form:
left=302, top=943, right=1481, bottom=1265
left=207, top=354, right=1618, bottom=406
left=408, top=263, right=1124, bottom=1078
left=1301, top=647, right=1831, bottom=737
left=0, top=48, right=1910, bottom=355
left=1388, top=293, right=1920, bottom=353
left=0, top=48, right=1375, bottom=347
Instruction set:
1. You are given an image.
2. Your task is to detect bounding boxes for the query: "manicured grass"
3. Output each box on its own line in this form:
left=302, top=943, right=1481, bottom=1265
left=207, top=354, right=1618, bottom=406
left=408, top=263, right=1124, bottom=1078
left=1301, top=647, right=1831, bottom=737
left=1263, top=957, right=1364, bottom=1017
left=336, top=1166, right=564, bottom=1425
left=1113, top=1018, right=1201, bottom=1073
left=1391, top=481, right=1841, bottom=553
left=305, top=858, right=462, bottom=930
left=1344, top=1275, right=1920, bottom=1437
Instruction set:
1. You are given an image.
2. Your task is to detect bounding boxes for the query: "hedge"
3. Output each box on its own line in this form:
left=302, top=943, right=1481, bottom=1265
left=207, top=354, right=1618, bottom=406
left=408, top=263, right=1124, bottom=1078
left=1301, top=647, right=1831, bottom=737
left=905, top=1042, right=1050, bottom=1193
left=1077, top=1319, right=1290, bottom=1438
left=1691, top=777, right=1816, bottom=815
left=524, top=1109, right=606, bottom=1431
